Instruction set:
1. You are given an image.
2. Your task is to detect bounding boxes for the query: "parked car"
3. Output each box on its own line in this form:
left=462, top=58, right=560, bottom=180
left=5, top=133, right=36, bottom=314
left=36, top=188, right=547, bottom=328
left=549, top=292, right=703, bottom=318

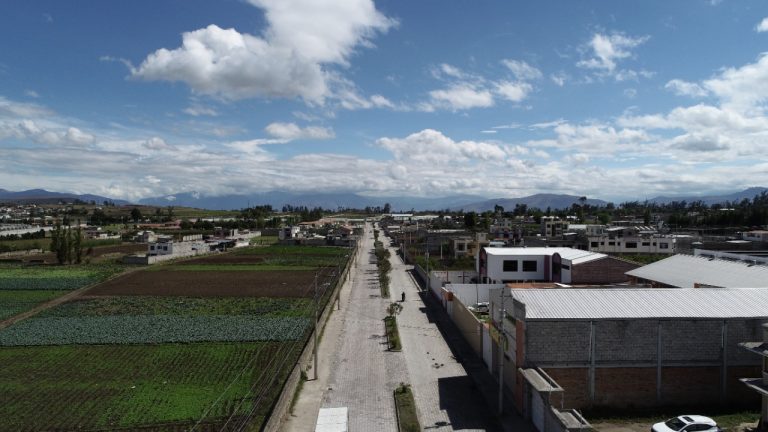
left=469, top=302, right=489, bottom=314
left=652, top=415, right=719, bottom=432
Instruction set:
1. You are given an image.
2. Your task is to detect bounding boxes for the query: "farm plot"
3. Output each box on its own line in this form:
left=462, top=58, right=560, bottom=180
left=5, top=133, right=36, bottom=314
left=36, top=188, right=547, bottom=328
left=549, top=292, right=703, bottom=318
left=0, top=290, right=62, bottom=320
left=0, top=264, right=124, bottom=290
left=89, top=269, right=331, bottom=297
left=0, top=342, right=297, bottom=431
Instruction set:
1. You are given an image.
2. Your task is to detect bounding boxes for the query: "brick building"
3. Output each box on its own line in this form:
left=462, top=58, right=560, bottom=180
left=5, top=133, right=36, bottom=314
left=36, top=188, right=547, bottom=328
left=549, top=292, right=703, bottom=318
left=477, top=247, right=638, bottom=285
left=489, top=288, right=768, bottom=410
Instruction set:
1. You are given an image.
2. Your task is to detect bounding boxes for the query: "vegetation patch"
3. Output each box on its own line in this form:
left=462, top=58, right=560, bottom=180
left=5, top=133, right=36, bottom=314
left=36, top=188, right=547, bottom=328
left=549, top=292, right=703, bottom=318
left=0, top=290, right=64, bottom=320
left=394, top=383, right=420, bottom=432
left=0, top=342, right=292, bottom=431
left=0, top=315, right=311, bottom=346
left=384, top=317, right=401, bottom=351
left=375, top=241, right=391, bottom=298
left=152, top=263, right=318, bottom=272
left=45, top=295, right=312, bottom=318
left=0, top=264, right=123, bottom=290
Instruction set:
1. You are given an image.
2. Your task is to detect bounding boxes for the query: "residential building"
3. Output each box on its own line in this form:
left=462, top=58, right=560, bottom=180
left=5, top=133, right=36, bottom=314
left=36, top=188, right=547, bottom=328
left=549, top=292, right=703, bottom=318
left=744, top=231, right=768, bottom=243
left=541, top=217, right=568, bottom=237
left=587, top=226, right=675, bottom=254
left=626, top=254, right=768, bottom=288
left=452, top=232, right=489, bottom=259
left=477, top=247, right=638, bottom=285
left=490, top=287, right=768, bottom=410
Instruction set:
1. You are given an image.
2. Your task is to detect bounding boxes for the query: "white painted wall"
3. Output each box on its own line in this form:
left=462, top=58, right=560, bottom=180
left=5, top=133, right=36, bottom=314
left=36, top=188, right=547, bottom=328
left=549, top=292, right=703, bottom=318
left=446, top=283, right=504, bottom=307
left=486, top=253, right=547, bottom=282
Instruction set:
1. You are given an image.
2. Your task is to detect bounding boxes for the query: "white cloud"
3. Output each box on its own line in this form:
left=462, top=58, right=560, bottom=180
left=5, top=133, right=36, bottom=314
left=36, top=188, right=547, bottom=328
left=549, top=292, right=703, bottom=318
left=494, top=81, right=532, bottom=102
left=501, top=60, right=542, bottom=80
left=756, top=17, right=768, bottom=32
left=665, top=79, right=709, bottom=98
left=702, top=53, right=768, bottom=114
left=550, top=73, right=567, bottom=87
left=143, top=137, right=175, bottom=151
left=376, top=129, right=507, bottom=163
left=25, top=90, right=40, bottom=99
left=132, top=0, right=395, bottom=104
left=577, top=32, right=650, bottom=81
left=64, top=127, right=95, bottom=146
left=623, top=88, right=637, bottom=98
left=426, top=84, right=494, bottom=111
left=265, top=122, right=335, bottom=140
left=183, top=104, right=218, bottom=117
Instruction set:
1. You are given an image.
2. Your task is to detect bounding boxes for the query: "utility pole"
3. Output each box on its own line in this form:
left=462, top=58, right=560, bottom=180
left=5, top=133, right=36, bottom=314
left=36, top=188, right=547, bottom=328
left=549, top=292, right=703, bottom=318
left=313, top=271, right=319, bottom=380
left=498, top=288, right=505, bottom=415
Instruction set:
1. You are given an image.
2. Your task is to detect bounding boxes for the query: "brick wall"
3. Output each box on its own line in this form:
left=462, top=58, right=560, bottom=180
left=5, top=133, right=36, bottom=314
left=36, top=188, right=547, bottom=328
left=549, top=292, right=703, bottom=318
left=526, top=321, right=591, bottom=364
left=595, top=320, right=658, bottom=363
left=594, top=368, right=657, bottom=408
left=571, top=257, right=638, bottom=284
left=542, top=368, right=591, bottom=409
left=661, top=321, right=722, bottom=362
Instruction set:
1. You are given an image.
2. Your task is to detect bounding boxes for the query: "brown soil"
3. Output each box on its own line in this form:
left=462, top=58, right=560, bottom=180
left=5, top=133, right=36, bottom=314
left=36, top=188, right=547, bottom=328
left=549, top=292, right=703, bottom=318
left=88, top=269, right=322, bottom=297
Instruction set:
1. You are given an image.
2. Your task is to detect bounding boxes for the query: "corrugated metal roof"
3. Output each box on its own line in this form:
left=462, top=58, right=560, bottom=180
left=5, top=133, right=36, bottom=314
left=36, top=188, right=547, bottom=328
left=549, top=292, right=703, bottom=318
left=484, top=247, right=606, bottom=264
left=510, top=288, right=768, bottom=320
left=625, top=254, right=768, bottom=288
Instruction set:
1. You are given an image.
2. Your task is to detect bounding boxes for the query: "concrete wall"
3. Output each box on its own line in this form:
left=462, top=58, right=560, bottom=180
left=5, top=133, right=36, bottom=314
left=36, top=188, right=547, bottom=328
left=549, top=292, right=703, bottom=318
left=446, top=283, right=504, bottom=307
left=451, top=296, right=484, bottom=357
left=487, top=253, right=549, bottom=283
left=525, top=318, right=765, bottom=409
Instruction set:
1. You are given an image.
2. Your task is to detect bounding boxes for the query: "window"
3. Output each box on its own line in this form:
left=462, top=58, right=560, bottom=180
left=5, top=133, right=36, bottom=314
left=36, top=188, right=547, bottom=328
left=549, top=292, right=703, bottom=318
left=503, top=260, right=518, bottom=272
left=642, top=241, right=650, bottom=246
left=590, top=242, right=598, bottom=248
left=608, top=241, right=615, bottom=246
left=561, top=264, right=570, bottom=270
left=457, top=243, right=465, bottom=251
left=522, top=260, right=537, bottom=272
left=659, top=242, right=669, bottom=249
left=625, top=242, right=637, bottom=248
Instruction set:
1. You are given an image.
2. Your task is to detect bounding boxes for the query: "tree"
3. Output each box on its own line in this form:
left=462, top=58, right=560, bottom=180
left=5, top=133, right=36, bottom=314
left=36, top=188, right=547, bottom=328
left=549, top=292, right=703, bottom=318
left=383, top=202, right=391, bottom=214
left=73, top=227, right=83, bottom=264
left=464, top=212, right=477, bottom=229
left=130, top=207, right=142, bottom=222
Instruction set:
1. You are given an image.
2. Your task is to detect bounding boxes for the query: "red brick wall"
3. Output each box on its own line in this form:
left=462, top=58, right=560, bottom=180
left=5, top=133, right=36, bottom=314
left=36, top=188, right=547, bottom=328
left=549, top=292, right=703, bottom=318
left=542, top=366, right=761, bottom=409
left=571, top=257, right=639, bottom=285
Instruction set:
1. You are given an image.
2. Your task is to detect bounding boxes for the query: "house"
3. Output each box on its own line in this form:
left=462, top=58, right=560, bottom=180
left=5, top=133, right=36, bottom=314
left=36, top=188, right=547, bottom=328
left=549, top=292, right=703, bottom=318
left=490, top=287, right=768, bottom=410
left=541, top=217, right=568, bottom=237
left=453, top=233, right=489, bottom=259
left=587, top=226, right=675, bottom=254
left=626, top=254, right=768, bottom=288
left=477, top=247, right=638, bottom=285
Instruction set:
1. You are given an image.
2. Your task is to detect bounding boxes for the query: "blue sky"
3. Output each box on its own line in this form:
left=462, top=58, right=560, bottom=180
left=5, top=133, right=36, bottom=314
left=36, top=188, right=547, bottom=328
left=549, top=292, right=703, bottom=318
left=2, top=0, right=768, bottom=202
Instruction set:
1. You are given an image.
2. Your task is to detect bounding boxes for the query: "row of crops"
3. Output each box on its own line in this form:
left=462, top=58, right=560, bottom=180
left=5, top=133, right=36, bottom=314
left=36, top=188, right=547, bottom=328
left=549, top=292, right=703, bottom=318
left=0, top=264, right=124, bottom=290
left=0, top=315, right=311, bottom=345
left=0, top=290, right=63, bottom=321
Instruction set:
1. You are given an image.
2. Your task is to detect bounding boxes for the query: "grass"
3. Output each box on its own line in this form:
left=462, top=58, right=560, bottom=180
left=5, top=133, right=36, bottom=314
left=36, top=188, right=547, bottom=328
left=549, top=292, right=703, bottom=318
left=0, top=237, right=51, bottom=252
left=251, top=235, right=278, bottom=245
left=394, top=383, right=420, bottom=432
left=384, top=315, right=401, bottom=351
left=233, top=244, right=349, bottom=256
left=586, top=407, right=761, bottom=429
left=0, top=342, right=293, bottom=431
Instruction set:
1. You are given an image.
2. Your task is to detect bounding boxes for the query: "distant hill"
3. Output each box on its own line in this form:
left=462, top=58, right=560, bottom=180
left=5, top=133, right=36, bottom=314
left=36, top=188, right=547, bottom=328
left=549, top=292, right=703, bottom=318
left=648, top=187, right=768, bottom=206
left=456, top=193, right=608, bottom=212
left=139, top=191, right=486, bottom=211
left=0, top=189, right=129, bottom=205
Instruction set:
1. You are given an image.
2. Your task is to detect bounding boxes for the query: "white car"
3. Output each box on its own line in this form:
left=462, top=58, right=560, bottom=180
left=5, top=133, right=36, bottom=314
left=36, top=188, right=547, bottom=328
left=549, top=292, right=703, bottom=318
left=652, top=415, right=719, bottom=432
left=469, top=302, right=489, bottom=314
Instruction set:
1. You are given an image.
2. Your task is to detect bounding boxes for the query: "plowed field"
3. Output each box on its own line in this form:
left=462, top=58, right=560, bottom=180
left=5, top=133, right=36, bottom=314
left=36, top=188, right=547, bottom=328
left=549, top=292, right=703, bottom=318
left=88, top=269, right=324, bottom=297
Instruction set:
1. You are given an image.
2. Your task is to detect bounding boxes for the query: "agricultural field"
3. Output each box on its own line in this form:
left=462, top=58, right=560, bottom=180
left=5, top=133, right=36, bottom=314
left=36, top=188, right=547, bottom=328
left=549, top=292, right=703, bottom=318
left=0, top=244, right=352, bottom=431
left=0, top=264, right=126, bottom=323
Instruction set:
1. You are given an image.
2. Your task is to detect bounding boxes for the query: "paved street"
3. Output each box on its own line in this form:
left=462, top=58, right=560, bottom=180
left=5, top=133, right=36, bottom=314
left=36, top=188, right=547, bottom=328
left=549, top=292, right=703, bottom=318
left=283, top=223, right=524, bottom=431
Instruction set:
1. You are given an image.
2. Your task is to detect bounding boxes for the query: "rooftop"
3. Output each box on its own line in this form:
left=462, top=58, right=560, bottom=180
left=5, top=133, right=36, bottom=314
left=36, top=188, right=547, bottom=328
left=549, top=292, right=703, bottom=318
left=626, top=254, right=768, bottom=288
left=507, top=288, right=768, bottom=320
left=484, top=247, right=607, bottom=264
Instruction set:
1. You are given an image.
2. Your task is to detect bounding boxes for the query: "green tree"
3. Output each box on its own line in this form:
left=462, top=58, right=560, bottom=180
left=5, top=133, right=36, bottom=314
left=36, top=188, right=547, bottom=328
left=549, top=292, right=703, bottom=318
left=73, top=227, right=83, bottom=264
left=130, top=207, right=142, bottom=222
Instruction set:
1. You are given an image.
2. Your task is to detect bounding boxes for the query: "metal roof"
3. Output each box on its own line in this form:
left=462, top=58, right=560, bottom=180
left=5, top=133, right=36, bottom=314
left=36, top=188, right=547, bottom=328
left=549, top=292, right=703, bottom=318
left=625, top=254, right=768, bottom=288
left=484, top=247, right=606, bottom=264
left=509, top=288, right=768, bottom=320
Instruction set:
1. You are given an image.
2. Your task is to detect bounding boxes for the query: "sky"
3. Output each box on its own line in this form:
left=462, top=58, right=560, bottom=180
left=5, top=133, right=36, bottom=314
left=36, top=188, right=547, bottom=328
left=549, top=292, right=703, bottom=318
left=2, top=0, right=768, bottom=203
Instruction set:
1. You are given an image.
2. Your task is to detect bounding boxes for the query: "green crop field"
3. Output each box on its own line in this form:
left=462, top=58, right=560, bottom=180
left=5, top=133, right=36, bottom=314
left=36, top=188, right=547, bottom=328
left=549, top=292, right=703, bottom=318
left=233, top=244, right=348, bottom=256
left=0, top=264, right=124, bottom=290
left=0, top=290, right=64, bottom=320
left=0, top=342, right=297, bottom=431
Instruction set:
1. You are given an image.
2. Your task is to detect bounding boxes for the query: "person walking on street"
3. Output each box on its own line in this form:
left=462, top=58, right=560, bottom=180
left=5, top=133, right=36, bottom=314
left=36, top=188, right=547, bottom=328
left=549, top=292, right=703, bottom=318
left=401, top=291, right=405, bottom=302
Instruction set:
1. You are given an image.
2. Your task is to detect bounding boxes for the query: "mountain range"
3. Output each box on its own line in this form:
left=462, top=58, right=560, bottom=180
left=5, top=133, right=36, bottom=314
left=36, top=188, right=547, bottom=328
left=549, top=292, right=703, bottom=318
left=1, top=187, right=766, bottom=211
